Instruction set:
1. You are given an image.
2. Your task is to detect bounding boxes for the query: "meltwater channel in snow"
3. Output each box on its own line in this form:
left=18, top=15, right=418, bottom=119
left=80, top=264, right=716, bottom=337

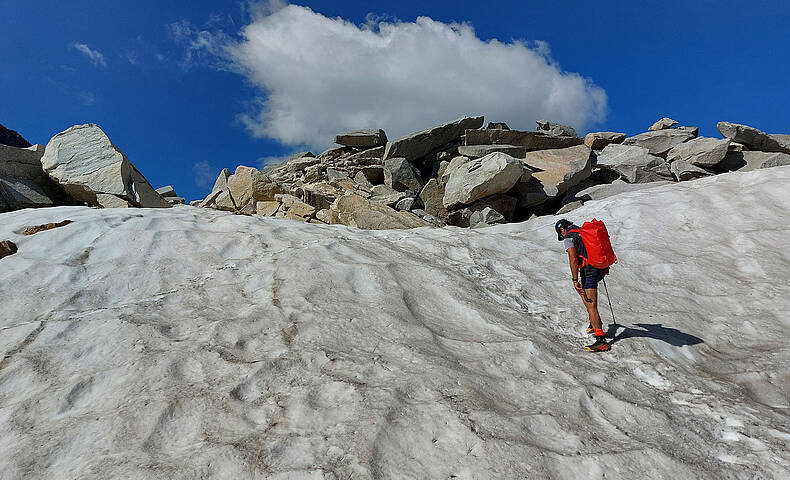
left=0, top=166, right=788, bottom=479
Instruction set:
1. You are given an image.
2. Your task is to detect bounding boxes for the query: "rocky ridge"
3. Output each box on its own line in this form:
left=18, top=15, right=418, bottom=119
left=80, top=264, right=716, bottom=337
left=194, top=117, right=790, bottom=229
left=2, top=117, right=788, bottom=229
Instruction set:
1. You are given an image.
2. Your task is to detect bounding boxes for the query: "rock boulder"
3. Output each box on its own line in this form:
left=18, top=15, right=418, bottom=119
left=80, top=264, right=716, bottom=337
left=469, top=207, right=506, bottom=228
left=536, top=120, right=577, bottom=137
left=516, top=144, right=593, bottom=207
left=417, top=179, right=448, bottom=219
left=584, top=132, right=626, bottom=150
left=0, top=123, right=31, bottom=148
left=465, top=129, right=584, bottom=151
left=596, top=144, right=673, bottom=183
left=666, top=137, right=730, bottom=167
left=446, top=194, right=517, bottom=227
left=648, top=118, right=678, bottom=131
left=0, top=144, right=70, bottom=211
left=0, top=240, right=18, bottom=260
left=622, top=127, right=698, bottom=158
left=40, top=124, right=169, bottom=208
left=383, top=116, right=484, bottom=162
left=443, top=152, right=523, bottom=208
left=671, top=160, right=714, bottom=181
left=231, top=166, right=284, bottom=209
left=383, top=158, right=422, bottom=192
left=199, top=169, right=231, bottom=208
left=156, top=185, right=177, bottom=197
left=335, top=129, right=388, bottom=148
left=330, top=194, right=430, bottom=230
left=717, top=122, right=790, bottom=154
left=717, top=151, right=790, bottom=172
left=457, top=144, right=526, bottom=159
left=574, top=180, right=671, bottom=203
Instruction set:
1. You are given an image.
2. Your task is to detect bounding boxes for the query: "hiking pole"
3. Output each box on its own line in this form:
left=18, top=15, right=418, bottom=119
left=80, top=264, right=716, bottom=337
left=601, top=277, right=617, bottom=325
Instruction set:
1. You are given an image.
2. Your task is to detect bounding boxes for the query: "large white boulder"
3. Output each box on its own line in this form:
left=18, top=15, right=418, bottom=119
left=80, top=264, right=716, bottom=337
left=596, top=144, right=673, bottom=183
left=442, top=152, right=523, bottom=208
left=666, top=137, right=730, bottom=167
left=40, top=124, right=169, bottom=208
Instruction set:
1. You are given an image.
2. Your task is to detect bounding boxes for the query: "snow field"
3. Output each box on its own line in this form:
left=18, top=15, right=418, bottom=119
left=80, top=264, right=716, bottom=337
left=0, top=167, right=788, bottom=479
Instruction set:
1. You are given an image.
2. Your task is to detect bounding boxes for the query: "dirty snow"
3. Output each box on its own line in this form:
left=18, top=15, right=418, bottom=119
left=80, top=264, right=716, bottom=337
left=0, top=167, right=789, bottom=479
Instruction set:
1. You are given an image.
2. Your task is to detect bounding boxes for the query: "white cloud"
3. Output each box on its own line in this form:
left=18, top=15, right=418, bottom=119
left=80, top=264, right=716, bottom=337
left=222, top=5, right=607, bottom=150
left=193, top=160, right=217, bottom=188
left=174, top=4, right=607, bottom=150
left=167, top=20, right=232, bottom=69
left=72, top=43, right=107, bottom=68
left=78, top=91, right=96, bottom=106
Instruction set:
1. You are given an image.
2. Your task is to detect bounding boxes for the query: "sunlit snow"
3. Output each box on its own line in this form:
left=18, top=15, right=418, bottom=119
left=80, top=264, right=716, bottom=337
left=0, top=167, right=788, bottom=479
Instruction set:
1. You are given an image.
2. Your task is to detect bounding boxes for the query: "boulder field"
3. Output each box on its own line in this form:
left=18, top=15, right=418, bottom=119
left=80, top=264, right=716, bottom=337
left=194, top=116, right=790, bottom=229
left=2, top=117, right=789, bottom=230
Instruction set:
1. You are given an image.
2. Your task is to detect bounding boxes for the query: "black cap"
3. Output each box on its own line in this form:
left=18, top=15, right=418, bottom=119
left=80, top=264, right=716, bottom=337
left=555, top=219, right=572, bottom=241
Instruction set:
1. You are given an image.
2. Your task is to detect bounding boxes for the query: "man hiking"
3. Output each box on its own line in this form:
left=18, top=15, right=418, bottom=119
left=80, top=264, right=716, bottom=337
left=555, top=218, right=612, bottom=352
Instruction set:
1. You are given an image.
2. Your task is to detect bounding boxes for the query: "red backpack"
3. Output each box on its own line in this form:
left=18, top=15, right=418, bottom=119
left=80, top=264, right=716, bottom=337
left=568, top=219, right=617, bottom=269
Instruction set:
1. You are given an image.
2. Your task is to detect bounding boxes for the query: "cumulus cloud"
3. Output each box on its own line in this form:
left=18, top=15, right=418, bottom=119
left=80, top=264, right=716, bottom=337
left=178, top=4, right=607, bottom=150
left=72, top=43, right=107, bottom=67
left=231, top=5, right=607, bottom=149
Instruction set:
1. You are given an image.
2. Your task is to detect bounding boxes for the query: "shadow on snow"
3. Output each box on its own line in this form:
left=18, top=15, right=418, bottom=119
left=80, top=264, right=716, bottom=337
left=604, top=323, right=704, bottom=347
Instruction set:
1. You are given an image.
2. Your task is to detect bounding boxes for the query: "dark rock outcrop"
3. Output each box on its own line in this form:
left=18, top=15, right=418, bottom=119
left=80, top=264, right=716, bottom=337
left=0, top=123, right=31, bottom=148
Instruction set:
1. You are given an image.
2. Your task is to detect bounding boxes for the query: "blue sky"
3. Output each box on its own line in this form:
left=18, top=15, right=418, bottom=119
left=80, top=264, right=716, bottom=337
left=2, top=0, right=788, bottom=202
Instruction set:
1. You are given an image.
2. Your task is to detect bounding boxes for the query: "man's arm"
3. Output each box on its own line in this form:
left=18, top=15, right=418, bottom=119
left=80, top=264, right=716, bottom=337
left=567, top=247, right=580, bottom=280
left=567, top=247, right=586, bottom=297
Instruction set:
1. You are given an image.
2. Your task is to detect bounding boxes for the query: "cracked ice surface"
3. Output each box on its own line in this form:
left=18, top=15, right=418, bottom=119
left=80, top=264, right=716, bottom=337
left=0, top=167, right=789, bottom=479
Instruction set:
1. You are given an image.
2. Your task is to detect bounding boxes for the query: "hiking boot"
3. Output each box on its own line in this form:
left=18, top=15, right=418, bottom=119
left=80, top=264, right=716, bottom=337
left=586, top=323, right=594, bottom=334
left=585, top=337, right=610, bottom=352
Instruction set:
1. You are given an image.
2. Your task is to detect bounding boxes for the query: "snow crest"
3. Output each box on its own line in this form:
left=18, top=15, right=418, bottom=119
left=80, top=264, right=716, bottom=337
left=1, top=167, right=789, bottom=479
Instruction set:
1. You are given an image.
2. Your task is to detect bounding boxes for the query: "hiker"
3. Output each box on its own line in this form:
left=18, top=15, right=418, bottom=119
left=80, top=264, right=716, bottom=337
left=555, top=218, right=614, bottom=352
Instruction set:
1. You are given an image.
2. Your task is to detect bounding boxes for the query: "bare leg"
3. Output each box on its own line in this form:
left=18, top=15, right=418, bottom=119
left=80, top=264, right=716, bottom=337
left=583, top=288, right=603, bottom=332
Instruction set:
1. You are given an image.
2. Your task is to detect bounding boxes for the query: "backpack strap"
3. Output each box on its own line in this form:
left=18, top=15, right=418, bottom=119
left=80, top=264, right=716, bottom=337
left=565, top=228, right=589, bottom=267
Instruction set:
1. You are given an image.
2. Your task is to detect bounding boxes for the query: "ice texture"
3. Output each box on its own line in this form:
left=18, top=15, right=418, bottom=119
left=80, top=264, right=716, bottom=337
left=0, top=167, right=789, bottom=479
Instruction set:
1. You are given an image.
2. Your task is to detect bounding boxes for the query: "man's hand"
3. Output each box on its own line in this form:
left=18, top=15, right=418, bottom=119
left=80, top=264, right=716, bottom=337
left=573, top=279, right=590, bottom=302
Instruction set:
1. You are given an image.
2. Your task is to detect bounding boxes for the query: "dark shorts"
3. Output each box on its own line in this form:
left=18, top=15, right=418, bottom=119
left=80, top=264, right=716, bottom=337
left=580, top=266, right=608, bottom=289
